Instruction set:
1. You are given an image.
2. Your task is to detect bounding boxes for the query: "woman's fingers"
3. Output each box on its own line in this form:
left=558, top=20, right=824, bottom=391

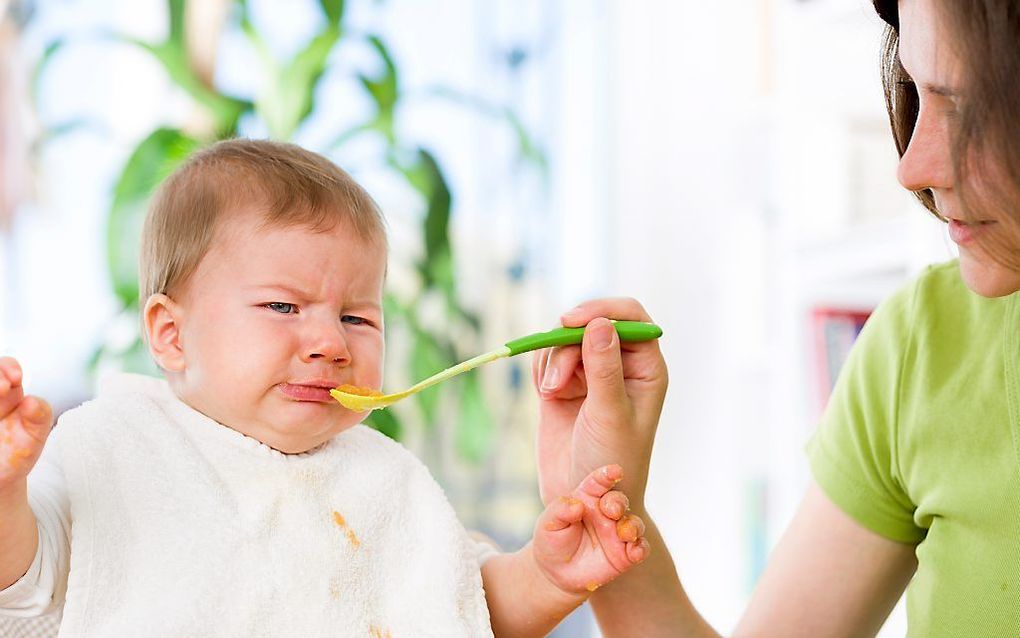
left=579, top=319, right=630, bottom=414
left=560, top=297, right=654, bottom=327
left=535, top=344, right=584, bottom=397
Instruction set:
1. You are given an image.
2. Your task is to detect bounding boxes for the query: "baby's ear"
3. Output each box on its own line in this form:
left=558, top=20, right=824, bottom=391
left=143, top=294, right=185, bottom=372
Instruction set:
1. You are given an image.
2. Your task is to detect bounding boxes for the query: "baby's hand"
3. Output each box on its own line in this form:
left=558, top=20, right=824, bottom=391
left=532, top=464, right=649, bottom=595
left=0, top=357, right=53, bottom=490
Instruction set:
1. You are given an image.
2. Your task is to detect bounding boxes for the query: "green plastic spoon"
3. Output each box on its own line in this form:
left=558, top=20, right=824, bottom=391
left=330, top=320, right=663, bottom=412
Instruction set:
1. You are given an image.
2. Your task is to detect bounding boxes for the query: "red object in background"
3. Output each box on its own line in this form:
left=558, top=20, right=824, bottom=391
left=812, top=307, right=872, bottom=412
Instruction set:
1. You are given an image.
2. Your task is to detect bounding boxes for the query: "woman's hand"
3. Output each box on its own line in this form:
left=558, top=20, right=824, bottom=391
left=531, top=298, right=668, bottom=511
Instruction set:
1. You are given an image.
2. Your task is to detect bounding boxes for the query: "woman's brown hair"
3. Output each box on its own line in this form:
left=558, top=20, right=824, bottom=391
left=874, top=0, right=1020, bottom=267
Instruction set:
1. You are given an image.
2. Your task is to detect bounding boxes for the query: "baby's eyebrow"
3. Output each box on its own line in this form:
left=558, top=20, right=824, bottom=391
left=244, top=283, right=311, bottom=298
left=245, top=284, right=382, bottom=309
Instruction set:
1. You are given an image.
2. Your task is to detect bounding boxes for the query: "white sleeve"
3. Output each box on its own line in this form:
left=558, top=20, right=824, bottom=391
left=467, top=530, right=501, bottom=567
left=0, top=448, right=71, bottom=617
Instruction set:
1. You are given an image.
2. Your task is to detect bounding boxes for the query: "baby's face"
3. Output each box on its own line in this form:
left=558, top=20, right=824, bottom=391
left=169, top=210, right=386, bottom=453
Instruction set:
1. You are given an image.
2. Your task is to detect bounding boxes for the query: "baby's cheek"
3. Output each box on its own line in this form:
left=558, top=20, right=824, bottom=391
left=353, top=343, right=385, bottom=389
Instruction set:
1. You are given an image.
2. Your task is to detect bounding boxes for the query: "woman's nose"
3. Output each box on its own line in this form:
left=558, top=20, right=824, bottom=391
left=896, top=102, right=954, bottom=194
left=303, top=321, right=352, bottom=364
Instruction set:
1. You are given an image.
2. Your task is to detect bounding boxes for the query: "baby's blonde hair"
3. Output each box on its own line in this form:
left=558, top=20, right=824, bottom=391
left=139, top=138, right=386, bottom=301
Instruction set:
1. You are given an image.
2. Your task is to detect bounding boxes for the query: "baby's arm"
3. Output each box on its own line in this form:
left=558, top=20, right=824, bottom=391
left=0, top=357, right=54, bottom=591
left=482, top=465, right=649, bottom=637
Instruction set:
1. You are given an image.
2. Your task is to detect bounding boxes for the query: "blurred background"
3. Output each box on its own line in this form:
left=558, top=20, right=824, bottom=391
left=0, top=0, right=958, bottom=636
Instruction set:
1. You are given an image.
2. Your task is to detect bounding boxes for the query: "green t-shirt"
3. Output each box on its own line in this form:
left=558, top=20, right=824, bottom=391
left=807, top=260, right=1020, bottom=636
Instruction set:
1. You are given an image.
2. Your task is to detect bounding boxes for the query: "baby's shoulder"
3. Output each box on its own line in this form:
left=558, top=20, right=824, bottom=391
left=53, top=373, right=175, bottom=442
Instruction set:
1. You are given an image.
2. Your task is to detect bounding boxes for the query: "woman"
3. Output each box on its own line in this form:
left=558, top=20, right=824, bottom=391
left=534, top=0, right=1020, bottom=635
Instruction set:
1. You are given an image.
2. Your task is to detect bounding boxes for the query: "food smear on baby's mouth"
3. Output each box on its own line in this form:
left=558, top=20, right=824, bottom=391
left=333, top=384, right=384, bottom=397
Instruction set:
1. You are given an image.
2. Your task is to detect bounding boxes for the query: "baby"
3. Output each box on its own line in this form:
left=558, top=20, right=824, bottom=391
left=0, top=139, right=648, bottom=636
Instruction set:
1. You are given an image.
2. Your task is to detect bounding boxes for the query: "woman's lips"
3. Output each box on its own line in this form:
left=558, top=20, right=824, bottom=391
left=278, top=383, right=335, bottom=403
left=948, top=218, right=995, bottom=246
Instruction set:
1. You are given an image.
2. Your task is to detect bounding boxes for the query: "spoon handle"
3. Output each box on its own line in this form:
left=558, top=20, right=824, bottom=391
left=504, top=321, right=663, bottom=357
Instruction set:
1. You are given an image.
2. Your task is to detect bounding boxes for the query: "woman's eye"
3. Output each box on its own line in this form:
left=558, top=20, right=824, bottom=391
left=341, top=315, right=367, bottom=325
left=266, top=302, right=297, bottom=314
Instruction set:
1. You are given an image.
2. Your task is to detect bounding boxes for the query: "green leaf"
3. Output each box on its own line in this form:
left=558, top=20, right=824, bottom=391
left=455, top=374, right=492, bottom=463
left=365, top=35, right=398, bottom=109
left=418, top=149, right=452, bottom=288
left=166, top=0, right=186, bottom=49
left=119, top=35, right=249, bottom=135
left=364, top=407, right=402, bottom=440
left=426, top=85, right=548, bottom=176
left=107, top=128, right=202, bottom=306
left=411, top=329, right=452, bottom=425
left=318, top=0, right=346, bottom=27
left=327, top=122, right=373, bottom=152
left=505, top=109, right=549, bottom=176
left=356, top=35, right=400, bottom=143
left=256, top=26, right=341, bottom=139
left=31, top=39, right=66, bottom=108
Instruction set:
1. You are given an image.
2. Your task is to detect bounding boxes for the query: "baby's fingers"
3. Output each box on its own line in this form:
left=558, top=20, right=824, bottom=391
left=1, top=396, right=53, bottom=478
left=599, top=491, right=630, bottom=520
left=625, top=538, right=651, bottom=565
left=17, top=396, right=53, bottom=442
left=615, top=513, right=646, bottom=543
left=574, top=464, right=623, bottom=501
left=0, top=357, right=25, bottom=418
left=534, top=496, right=586, bottom=563
left=599, top=513, right=649, bottom=571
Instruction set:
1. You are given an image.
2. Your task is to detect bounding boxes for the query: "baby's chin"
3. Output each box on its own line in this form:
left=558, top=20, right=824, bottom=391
left=959, top=250, right=1020, bottom=298
left=217, top=400, right=364, bottom=454
left=258, top=412, right=364, bottom=455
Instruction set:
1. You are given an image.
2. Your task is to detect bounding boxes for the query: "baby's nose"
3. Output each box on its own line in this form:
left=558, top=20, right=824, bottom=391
left=304, top=326, right=351, bottom=364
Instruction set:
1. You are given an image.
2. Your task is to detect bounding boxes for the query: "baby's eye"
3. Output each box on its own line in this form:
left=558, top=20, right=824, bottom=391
left=266, top=302, right=297, bottom=314
left=341, top=315, right=367, bottom=325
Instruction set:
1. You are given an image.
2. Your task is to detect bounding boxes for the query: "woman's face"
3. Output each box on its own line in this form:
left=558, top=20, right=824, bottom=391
left=896, top=0, right=1020, bottom=297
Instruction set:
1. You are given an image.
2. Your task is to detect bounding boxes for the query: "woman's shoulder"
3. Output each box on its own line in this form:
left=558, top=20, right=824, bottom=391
left=886, top=259, right=961, bottom=310
left=869, top=259, right=985, bottom=331
left=897, top=258, right=1009, bottom=335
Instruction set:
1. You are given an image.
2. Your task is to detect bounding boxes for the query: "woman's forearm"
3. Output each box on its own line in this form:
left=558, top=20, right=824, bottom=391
left=589, top=512, right=719, bottom=638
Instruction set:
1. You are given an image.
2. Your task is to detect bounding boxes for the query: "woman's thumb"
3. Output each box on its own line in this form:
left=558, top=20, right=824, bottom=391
left=581, top=318, right=629, bottom=412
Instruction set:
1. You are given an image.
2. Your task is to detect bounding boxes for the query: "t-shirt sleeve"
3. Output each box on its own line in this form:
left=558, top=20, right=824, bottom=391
left=806, top=282, right=926, bottom=544
left=0, top=432, right=72, bottom=616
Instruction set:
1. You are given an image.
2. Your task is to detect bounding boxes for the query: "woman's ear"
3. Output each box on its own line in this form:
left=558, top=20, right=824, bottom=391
left=143, top=293, right=185, bottom=372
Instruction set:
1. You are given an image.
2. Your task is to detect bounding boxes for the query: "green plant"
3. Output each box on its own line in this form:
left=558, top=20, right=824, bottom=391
left=36, top=0, right=545, bottom=464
